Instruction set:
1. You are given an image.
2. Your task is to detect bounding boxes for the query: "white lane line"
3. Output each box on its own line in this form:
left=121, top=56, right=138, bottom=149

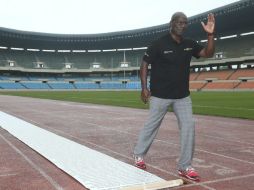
left=173, top=173, right=254, bottom=189
left=0, top=173, right=18, bottom=177
left=0, top=133, right=63, bottom=190
left=193, top=104, right=254, bottom=111
left=200, top=134, right=254, bottom=146
left=195, top=117, right=254, bottom=127
left=199, top=173, right=254, bottom=185
left=0, top=111, right=165, bottom=190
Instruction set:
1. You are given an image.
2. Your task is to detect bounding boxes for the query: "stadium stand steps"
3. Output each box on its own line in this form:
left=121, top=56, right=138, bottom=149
left=226, top=69, right=237, bottom=80
left=233, top=81, right=242, bottom=89
left=20, top=82, right=28, bottom=89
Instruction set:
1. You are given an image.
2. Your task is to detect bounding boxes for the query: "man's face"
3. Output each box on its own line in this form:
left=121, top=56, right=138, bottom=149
left=171, top=16, right=188, bottom=36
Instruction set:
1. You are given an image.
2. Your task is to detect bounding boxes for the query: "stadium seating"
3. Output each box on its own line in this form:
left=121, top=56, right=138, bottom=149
left=0, top=49, right=145, bottom=70
left=215, top=34, right=254, bottom=58
left=75, top=82, right=99, bottom=89
left=229, top=68, right=254, bottom=80
left=21, top=82, right=51, bottom=89
left=0, top=68, right=253, bottom=90
left=189, top=81, right=207, bottom=91
left=0, top=81, right=26, bottom=89
left=202, top=80, right=240, bottom=90
left=195, top=70, right=235, bottom=80
left=47, top=82, right=75, bottom=89
left=0, top=31, right=253, bottom=91
left=235, top=80, right=254, bottom=89
left=3, top=50, right=36, bottom=68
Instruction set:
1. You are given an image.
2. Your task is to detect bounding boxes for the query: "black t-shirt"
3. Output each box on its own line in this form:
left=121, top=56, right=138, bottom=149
left=143, top=33, right=203, bottom=99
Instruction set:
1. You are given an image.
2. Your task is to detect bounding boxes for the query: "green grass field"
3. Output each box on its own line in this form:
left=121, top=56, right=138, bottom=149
left=0, top=91, right=253, bottom=120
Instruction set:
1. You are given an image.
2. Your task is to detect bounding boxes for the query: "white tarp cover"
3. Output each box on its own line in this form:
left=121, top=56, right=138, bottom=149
left=0, top=111, right=165, bottom=190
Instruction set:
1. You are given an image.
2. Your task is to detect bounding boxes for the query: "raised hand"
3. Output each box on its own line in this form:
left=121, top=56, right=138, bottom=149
left=201, top=13, right=215, bottom=34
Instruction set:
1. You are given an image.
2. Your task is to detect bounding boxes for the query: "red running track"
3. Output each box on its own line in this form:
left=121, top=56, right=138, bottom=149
left=0, top=95, right=253, bottom=190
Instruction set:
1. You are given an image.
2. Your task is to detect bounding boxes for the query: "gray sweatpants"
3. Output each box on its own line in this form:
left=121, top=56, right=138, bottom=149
left=134, top=96, right=195, bottom=170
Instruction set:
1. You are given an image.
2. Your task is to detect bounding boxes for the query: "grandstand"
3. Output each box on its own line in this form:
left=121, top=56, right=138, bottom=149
left=0, top=0, right=254, bottom=90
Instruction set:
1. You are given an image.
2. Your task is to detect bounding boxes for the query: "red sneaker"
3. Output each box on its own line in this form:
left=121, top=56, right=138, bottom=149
left=134, top=156, right=146, bottom=169
left=178, top=167, right=200, bottom=181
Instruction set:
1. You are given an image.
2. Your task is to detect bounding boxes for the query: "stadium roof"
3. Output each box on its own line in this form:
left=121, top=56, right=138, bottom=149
left=0, top=0, right=253, bottom=50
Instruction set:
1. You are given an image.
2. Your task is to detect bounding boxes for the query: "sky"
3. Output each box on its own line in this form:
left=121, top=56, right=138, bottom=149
left=0, top=0, right=240, bottom=34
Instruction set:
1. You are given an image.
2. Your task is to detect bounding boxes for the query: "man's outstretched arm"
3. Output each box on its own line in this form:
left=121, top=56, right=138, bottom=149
left=199, top=13, right=215, bottom=58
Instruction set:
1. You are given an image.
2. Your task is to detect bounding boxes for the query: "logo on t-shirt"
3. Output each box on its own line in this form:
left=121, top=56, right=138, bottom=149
left=184, top=48, right=193, bottom=51
left=163, top=50, right=173, bottom=54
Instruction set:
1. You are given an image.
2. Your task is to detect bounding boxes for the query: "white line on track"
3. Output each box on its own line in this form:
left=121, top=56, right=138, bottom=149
left=0, top=173, right=18, bottom=177
left=200, top=134, right=254, bottom=146
left=193, top=104, right=254, bottom=111
left=0, top=132, right=63, bottom=190
left=198, top=173, right=254, bottom=186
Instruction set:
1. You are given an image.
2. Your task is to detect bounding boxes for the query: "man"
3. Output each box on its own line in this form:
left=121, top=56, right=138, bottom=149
left=133, top=12, right=215, bottom=181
